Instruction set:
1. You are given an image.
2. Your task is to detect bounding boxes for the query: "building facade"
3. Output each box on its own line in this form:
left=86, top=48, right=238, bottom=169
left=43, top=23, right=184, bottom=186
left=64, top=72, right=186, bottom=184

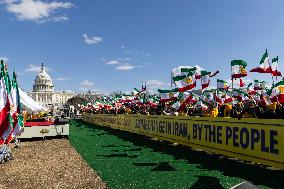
left=28, top=64, right=74, bottom=107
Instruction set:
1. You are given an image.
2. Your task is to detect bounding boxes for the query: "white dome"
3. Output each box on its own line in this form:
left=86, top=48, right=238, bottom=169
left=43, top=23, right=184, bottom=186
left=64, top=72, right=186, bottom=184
left=32, top=63, right=54, bottom=92
left=36, top=68, right=52, bottom=81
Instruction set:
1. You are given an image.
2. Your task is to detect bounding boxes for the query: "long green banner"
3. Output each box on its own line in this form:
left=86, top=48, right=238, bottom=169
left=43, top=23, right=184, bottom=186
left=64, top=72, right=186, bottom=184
left=82, top=113, right=284, bottom=169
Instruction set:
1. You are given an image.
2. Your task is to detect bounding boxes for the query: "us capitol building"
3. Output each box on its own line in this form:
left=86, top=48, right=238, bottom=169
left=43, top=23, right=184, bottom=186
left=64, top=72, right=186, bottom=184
left=28, top=63, right=74, bottom=108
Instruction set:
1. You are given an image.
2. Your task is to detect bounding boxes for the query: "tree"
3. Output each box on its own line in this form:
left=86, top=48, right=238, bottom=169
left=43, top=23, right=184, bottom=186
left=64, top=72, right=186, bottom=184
left=67, top=96, right=87, bottom=109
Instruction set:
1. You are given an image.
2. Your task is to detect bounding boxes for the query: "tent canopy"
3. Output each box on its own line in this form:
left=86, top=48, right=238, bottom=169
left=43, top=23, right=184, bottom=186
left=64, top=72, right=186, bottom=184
left=19, top=88, right=48, bottom=113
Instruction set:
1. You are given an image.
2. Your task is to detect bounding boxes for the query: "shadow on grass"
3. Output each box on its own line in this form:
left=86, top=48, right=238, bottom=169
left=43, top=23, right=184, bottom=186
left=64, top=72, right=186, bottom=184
left=133, top=162, right=176, bottom=171
left=97, top=153, right=139, bottom=158
left=190, top=176, right=223, bottom=189
left=73, top=120, right=284, bottom=189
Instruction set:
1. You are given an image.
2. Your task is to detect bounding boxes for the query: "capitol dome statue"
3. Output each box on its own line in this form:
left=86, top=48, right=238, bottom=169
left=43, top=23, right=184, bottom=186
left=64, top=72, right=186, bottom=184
left=28, top=63, right=74, bottom=107
left=33, top=63, right=54, bottom=92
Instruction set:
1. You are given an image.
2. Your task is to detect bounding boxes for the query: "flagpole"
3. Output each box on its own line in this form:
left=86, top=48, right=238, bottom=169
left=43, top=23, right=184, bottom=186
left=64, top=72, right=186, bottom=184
left=231, top=64, right=234, bottom=98
left=270, top=60, right=275, bottom=88
left=171, top=71, right=173, bottom=89
left=267, top=52, right=275, bottom=88
left=215, top=88, right=218, bottom=109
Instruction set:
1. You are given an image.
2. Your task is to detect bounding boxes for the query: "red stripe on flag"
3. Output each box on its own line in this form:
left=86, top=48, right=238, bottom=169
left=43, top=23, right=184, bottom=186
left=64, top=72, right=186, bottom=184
left=178, top=95, right=193, bottom=112
left=178, top=83, right=196, bottom=92
left=250, top=67, right=272, bottom=73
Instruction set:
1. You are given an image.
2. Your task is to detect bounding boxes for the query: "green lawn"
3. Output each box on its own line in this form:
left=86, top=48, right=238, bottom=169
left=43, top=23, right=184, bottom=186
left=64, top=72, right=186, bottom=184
left=69, top=119, right=284, bottom=189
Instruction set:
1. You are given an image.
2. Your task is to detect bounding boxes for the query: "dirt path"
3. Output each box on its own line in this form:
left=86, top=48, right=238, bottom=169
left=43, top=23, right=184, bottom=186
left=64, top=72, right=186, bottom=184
left=0, top=139, right=107, bottom=189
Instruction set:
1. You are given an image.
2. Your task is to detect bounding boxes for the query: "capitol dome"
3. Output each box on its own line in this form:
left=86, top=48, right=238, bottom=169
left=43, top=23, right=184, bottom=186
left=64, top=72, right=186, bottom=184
left=32, top=63, right=54, bottom=92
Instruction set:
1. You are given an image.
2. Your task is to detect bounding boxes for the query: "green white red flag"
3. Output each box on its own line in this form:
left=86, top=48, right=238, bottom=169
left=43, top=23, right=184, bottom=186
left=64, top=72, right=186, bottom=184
left=173, top=71, right=196, bottom=92
left=224, top=92, right=233, bottom=103
left=158, top=88, right=179, bottom=103
left=270, top=79, right=284, bottom=103
left=239, top=78, right=245, bottom=87
left=121, top=94, right=136, bottom=103
left=0, top=61, right=12, bottom=144
left=6, top=71, right=23, bottom=143
left=171, top=92, right=193, bottom=111
left=231, top=60, right=248, bottom=78
left=247, top=83, right=256, bottom=95
left=254, top=80, right=262, bottom=90
left=217, top=79, right=229, bottom=90
left=232, top=89, right=248, bottom=101
left=250, top=49, right=272, bottom=73
left=201, top=71, right=211, bottom=89
left=181, top=66, right=203, bottom=79
left=271, top=56, right=282, bottom=76
left=133, top=88, right=140, bottom=96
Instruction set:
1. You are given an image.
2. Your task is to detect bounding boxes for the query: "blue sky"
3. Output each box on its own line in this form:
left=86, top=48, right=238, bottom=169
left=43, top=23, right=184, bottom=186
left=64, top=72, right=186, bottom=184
left=1, top=0, right=284, bottom=94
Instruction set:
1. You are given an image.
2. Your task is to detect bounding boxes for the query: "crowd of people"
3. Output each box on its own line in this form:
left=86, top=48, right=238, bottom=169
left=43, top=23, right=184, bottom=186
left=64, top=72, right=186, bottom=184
left=79, top=93, right=284, bottom=119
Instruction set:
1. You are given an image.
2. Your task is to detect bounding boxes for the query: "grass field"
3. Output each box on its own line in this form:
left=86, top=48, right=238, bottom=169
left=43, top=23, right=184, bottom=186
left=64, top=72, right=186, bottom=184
left=69, top=119, right=284, bottom=189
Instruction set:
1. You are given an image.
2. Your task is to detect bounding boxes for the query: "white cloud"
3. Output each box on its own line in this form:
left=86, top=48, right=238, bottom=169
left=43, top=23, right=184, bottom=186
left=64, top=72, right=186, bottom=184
left=51, top=15, right=68, bottom=22
left=115, top=63, right=140, bottom=71
left=54, top=77, right=72, bottom=81
left=83, top=33, right=103, bottom=44
left=63, top=89, right=74, bottom=93
left=118, top=57, right=131, bottom=61
left=25, top=64, right=51, bottom=72
left=146, top=79, right=169, bottom=89
left=79, top=80, right=94, bottom=90
left=106, top=60, right=119, bottom=65
left=2, top=0, right=73, bottom=22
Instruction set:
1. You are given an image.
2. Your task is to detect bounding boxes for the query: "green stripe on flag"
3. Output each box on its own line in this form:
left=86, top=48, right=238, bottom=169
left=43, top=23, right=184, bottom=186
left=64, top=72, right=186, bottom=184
left=274, top=79, right=284, bottom=88
left=231, top=60, right=247, bottom=67
left=173, top=75, right=186, bottom=81
left=158, top=88, right=179, bottom=93
left=260, top=49, right=268, bottom=64
left=201, top=71, right=211, bottom=76
left=217, top=79, right=226, bottom=83
left=272, top=56, right=278, bottom=63
left=181, top=67, right=196, bottom=72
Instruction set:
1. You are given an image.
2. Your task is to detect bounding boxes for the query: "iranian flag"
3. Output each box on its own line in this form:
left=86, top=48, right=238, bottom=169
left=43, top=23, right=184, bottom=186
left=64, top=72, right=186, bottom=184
left=171, top=66, right=193, bottom=86
left=171, top=92, right=193, bottom=111
left=148, top=95, right=160, bottom=104
left=232, top=89, right=248, bottom=101
left=6, top=71, right=23, bottom=143
left=173, top=71, right=196, bottom=92
left=191, top=93, right=200, bottom=104
left=133, top=88, right=146, bottom=103
left=271, top=79, right=284, bottom=103
left=271, top=56, right=282, bottom=76
left=201, top=71, right=211, bottom=89
left=224, top=92, right=233, bottom=103
left=250, top=49, right=272, bottom=73
left=215, top=92, right=224, bottom=105
left=239, top=78, right=245, bottom=87
left=0, top=61, right=12, bottom=144
left=133, top=88, right=140, bottom=96
left=181, top=66, right=203, bottom=79
left=217, top=79, right=229, bottom=90
left=180, top=67, right=196, bottom=75
left=253, top=80, right=262, bottom=90
left=121, top=94, right=135, bottom=103
left=231, top=60, right=248, bottom=78
left=203, top=90, right=214, bottom=102
left=247, top=83, right=256, bottom=95
left=158, top=88, right=179, bottom=103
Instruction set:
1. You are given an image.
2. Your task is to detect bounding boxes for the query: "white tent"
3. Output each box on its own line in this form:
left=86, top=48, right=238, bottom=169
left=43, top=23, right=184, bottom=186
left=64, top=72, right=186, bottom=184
left=19, top=88, right=48, bottom=113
